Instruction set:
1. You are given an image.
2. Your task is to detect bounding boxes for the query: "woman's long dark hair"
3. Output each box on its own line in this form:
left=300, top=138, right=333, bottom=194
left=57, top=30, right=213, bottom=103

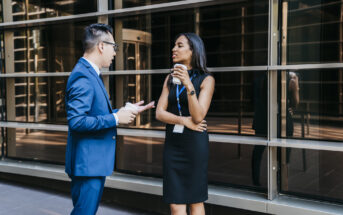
left=168, top=33, right=210, bottom=88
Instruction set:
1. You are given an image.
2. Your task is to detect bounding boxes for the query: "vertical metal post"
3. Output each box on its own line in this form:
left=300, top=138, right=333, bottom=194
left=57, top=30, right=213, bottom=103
left=280, top=1, right=288, bottom=190
left=267, top=0, right=279, bottom=201
left=115, top=0, right=124, bottom=108
left=3, top=0, right=16, bottom=157
left=98, top=0, right=110, bottom=93
left=0, top=34, right=4, bottom=158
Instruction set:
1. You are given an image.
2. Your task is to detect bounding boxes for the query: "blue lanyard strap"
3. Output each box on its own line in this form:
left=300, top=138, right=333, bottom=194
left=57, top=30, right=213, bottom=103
left=176, top=73, right=196, bottom=116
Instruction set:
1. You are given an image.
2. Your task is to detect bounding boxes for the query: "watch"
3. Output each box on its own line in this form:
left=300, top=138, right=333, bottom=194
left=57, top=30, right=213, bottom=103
left=188, top=90, right=195, bottom=96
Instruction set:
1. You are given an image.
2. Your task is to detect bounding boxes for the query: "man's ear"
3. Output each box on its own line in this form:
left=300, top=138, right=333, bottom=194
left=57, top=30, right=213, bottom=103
left=98, top=42, right=104, bottom=54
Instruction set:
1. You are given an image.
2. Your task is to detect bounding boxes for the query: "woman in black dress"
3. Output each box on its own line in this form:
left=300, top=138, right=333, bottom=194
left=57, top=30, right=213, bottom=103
left=156, top=33, right=215, bottom=215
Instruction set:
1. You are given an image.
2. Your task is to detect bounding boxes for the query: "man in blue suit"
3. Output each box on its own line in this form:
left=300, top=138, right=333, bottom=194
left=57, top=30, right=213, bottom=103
left=65, top=23, right=154, bottom=215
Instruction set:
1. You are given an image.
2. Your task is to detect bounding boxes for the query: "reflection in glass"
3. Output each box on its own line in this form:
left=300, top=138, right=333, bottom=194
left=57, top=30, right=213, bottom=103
left=110, top=71, right=267, bottom=136
left=115, top=9, right=194, bottom=70
left=281, top=148, right=343, bottom=203
left=5, top=21, right=95, bottom=124
left=116, top=136, right=164, bottom=175
left=283, top=0, right=343, bottom=64
left=0, top=1, right=3, bottom=22
left=0, top=68, right=4, bottom=158
left=200, top=1, right=269, bottom=67
left=114, top=1, right=268, bottom=70
left=117, top=0, right=181, bottom=9
left=280, top=69, right=343, bottom=142
left=0, top=32, right=4, bottom=74
left=10, top=21, right=94, bottom=74
left=10, top=76, right=68, bottom=124
left=7, top=71, right=267, bottom=137
left=11, top=0, right=96, bottom=21
left=6, top=128, right=67, bottom=163
left=115, top=136, right=267, bottom=191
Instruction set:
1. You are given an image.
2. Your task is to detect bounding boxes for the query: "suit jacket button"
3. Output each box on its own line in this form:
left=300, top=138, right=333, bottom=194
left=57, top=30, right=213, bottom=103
left=112, top=136, right=116, bottom=140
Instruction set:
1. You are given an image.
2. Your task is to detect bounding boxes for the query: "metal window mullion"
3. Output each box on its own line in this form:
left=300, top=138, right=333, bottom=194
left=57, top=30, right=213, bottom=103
left=0, top=121, right=269, bottom=145
left=0, top=0, right=220, bottom=30
left=97, top=0, right=109, bottom=92
left=267, top=0, right=279, bottom=201
left=3, top=63, right=343, bottom=78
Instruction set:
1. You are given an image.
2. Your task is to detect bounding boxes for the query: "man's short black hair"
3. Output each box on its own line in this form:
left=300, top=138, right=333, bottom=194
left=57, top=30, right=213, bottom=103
left=82, top=23, right=113, bottom=53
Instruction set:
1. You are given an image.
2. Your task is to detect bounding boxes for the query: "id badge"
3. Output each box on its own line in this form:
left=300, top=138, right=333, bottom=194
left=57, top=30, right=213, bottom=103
left=173, top=124, right=184, bottom=133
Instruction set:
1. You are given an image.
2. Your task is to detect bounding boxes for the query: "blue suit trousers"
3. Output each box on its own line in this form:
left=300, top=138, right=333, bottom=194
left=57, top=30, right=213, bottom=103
left=70, top=176, right=106, bottom=215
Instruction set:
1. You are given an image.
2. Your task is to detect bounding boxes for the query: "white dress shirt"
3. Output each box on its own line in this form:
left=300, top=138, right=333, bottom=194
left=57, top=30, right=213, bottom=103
left=82, top=57, right=119, bottom=125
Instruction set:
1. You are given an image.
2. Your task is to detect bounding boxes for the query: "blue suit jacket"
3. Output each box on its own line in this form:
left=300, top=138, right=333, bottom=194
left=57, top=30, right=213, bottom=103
left=65, top=58, right=118, bottom=176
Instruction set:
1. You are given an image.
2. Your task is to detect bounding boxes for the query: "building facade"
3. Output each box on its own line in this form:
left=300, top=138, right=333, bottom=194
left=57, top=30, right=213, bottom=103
left=0, top=0, right=343, bottom=214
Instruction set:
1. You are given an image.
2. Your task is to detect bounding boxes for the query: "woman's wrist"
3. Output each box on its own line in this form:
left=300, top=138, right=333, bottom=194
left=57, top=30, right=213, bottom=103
left=185, top=82, right=194, bottom=92
left=179, top=116, right=186, bottom=126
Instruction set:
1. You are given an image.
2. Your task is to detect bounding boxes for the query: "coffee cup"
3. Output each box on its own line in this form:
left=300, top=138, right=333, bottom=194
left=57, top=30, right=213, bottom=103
left=172, top=64, right=187, bottom=85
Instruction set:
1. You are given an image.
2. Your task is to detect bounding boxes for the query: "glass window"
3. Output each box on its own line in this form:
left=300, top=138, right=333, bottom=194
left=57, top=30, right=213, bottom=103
left=113, top=1, right=268, bottom=69
left=5, top=76, right=67, bottom=124
left=11, top=0, right=97, bottom=21
left=280, top=148, right=343, bottom=203
left=282, top=0, right=343, bottom=64
left=0, top=32, right=4, bottom=74
left=5, top=70, right=268, bottom=137
left=279, top=69, right=343, bottom=142
left=115, top=136, right=164, bottom=176
left=110, top=71, right=267, bottom=136
left=6, top=128, right=66, bottom=163
left=113, top=9, right=194, bottom=70
left=116, top=135, right=267, bottom=191
left=200, top=1, right=269, bottom=67
left=0, top=74, right=4, bottom=158
left=0, top=1, right=3, bottom=22
left=209, top=142, right=267, bottom=190
left=111, top=0, right=181, bottom=9
left=7, top=20, right=95, bottom=74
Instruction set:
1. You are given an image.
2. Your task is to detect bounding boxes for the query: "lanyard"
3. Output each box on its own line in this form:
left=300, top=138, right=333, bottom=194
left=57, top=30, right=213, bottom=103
left=176, top=74, right=196, bottom=116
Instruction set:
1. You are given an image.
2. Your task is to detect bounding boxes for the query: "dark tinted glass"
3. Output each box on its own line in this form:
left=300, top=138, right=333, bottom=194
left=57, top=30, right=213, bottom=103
left=200, top=1, right=269, bottom=67
left=116, top=136, right=267, bottom=191
left=7, top=70, right=267, bottom=137
left=0, top=67, right=4, bottom=158
left=114, top=9, right=194, bottom=70
left=113, top=1, right=268, bottom=69
left=7, top=20, right=95, bottom=74
left=113, top=0, right=181, bottom=9
left=281, top=148, right=343, bottom=203
left=6, top=128, right=66, bottom=163
left=280, top=69, right=343, bottom=141
left=283, top=0, right=343, bottom=64
left=6, top=76, right=67, bottom=124
left=0, top=32, right=4, bottom=74
left=0, top=1, right=3, bottom=22
left=110, top=71, right=267, bottom=136
left=11, top=0, right=96, bottom=21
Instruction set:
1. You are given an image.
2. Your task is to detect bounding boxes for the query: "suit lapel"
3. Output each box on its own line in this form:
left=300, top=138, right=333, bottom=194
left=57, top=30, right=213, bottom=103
left=79, top=58, right=113, bottom=112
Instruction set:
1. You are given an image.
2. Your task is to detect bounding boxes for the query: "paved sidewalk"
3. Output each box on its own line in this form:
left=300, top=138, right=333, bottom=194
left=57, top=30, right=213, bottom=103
left=0, top=180, right=154, bottom=215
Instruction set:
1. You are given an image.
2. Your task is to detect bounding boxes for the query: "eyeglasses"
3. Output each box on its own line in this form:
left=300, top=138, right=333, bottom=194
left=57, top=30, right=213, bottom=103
left=102, top=41, right=119, bottom=51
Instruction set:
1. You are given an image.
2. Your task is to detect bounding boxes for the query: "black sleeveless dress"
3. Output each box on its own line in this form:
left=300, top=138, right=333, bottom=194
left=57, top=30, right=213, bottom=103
left=163, top=69, right=210, bottom=204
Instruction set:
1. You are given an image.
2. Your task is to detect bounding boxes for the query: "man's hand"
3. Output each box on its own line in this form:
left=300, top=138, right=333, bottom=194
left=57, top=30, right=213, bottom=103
left=116, top=107, right=137, bottom=124
left=182, top=116, right=207, bottom=132
left=133, top=100, right=155, bottom=113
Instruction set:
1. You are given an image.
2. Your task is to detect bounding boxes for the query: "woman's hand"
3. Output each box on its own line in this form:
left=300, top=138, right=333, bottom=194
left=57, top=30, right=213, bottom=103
left=182, top=116, right=207, bottom=132
left=171, top=65, right=192, bottom=88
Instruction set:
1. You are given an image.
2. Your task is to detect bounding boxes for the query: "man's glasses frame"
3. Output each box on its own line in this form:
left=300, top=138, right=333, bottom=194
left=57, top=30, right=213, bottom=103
left=103, top=41, right=119, bottom=51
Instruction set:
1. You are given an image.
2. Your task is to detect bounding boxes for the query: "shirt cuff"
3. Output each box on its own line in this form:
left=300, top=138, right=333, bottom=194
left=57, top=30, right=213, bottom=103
left=113, top=113, right=119, bottom=125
